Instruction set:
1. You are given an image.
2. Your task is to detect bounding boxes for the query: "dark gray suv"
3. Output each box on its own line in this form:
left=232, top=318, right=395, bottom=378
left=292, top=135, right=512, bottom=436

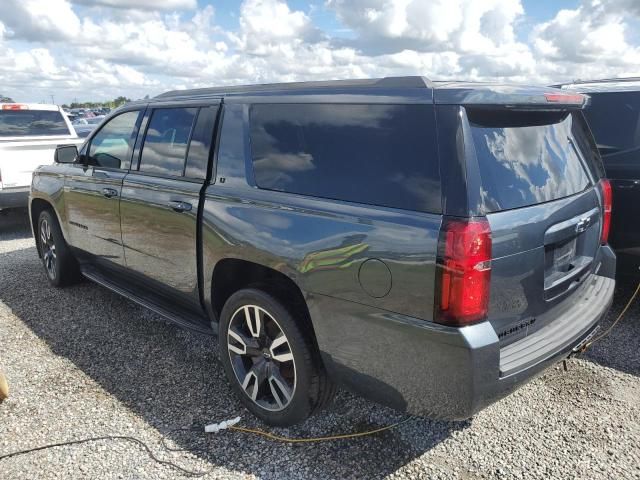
left=29, top=77, right=615, bottom=426
left=555, top=78, right=640, bottom=275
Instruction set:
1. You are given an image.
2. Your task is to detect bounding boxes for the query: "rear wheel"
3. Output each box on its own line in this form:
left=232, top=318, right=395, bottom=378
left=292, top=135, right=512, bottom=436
left=219, top=288, right=334, bottom=426
left=37, top=210, right=80, bottom=287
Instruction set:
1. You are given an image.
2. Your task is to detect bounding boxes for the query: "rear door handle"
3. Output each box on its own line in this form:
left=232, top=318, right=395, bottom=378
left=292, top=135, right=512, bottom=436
left=102, top=188, right=118, bottom=198
left=168, top=201, right=192, bottom=213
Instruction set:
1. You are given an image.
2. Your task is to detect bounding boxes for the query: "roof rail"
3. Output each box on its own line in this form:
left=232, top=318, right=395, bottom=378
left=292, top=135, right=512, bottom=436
left=155, top=76, right=432, bottom=99
left=562, top=77, right=640, bottom=86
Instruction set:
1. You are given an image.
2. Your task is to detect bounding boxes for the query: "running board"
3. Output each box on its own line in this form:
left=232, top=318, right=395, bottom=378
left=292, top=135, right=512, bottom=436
left=81, top=265, right=214, bottom=336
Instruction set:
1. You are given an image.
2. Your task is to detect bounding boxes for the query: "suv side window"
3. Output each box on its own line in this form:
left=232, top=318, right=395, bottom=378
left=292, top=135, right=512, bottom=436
left=139, top=107, right=198, bottom=177
left=583, top=92, right=640, bottom=157
left=184, top=106, right=218, bottom=180
left=88, top=110, right=141, bottom=170
left=249, top=103, right=441, bottom=213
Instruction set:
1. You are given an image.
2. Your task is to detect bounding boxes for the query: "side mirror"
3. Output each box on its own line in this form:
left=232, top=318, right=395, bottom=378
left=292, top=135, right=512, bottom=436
left=54, top=145, right=79, bottom=164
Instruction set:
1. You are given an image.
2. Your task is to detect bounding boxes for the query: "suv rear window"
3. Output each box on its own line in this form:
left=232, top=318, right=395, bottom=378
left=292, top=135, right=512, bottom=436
left=582, top=91, right=640, bottom=156
left=468, top=109, right=594, bottom=212
left=0, top=110, right=71, bottom=137
left=249, top=103, right=441, bottom=213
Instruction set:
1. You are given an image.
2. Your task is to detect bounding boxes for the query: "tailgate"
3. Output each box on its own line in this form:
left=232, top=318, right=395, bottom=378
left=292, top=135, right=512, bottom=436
left=488, top=189, right=602, bottom=346
left=463, top=107, right=606, bottom=346
left=0, top=137, right=81, bottom=188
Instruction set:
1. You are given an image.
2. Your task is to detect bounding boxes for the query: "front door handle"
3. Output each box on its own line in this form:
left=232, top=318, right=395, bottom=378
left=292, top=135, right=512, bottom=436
left=168, top=201, right=192, bottom=213
left=102, top=188, right=118, bottom=198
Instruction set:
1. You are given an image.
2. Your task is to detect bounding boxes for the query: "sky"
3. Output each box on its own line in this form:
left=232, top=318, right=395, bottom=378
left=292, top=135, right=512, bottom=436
left=0, top=0, right=639, bottom=104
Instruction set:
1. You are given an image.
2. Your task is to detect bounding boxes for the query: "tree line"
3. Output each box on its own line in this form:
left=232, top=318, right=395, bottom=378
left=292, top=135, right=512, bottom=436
left=62, top=96, right=133, bottom=109
left=0, top=94, right=135, bottom=108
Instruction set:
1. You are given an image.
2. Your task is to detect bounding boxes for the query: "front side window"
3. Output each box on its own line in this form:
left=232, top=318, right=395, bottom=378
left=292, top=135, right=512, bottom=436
left=88, top=110, right=141, bottom=170
left=249, top=103, right=441, bottom=213
left=0, top=110, right=71, bottom=137
left=139, top=107, right=198, bottom=177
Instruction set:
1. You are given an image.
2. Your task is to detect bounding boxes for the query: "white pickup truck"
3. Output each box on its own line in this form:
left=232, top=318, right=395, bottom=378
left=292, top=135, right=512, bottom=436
left=0, top=103, right=82, bottom=211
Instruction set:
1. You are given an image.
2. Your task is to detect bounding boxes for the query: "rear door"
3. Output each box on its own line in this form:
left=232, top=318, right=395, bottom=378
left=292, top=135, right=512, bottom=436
left=119, top=103, right=219, bottom=309
left=64, top=109, right=143, bottom=265
left=583, top=91, right=640, bottom=260
left=457, top=107, right=604, bottom=345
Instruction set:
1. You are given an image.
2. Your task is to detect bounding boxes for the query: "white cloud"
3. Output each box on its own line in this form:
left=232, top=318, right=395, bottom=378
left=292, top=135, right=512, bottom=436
left=326, top=0, right=525, bottom=53
left=71, top=0, right=197, bottom=10
left=233, top=0, right=323, bottom=54
left=1, top=0, right=81, bottom=41
left=324, top=0, right=537, bottom=79
left=530, top=0, right=640, bottom=81
left=0, top=0, right=639, bottom=104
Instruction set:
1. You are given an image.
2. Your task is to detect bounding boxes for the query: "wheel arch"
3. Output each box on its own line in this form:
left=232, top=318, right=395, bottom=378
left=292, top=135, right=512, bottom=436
left=210, top=258, right=319, bottom=347
left=30, top=198, right=58, bottom=257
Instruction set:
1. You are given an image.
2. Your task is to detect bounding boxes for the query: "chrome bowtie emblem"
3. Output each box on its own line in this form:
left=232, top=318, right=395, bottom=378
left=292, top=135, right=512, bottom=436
left=575, top=216, right=591, bottom=233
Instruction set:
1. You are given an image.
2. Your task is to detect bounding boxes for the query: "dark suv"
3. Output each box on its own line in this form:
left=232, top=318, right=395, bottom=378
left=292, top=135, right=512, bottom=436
left=556, top=78, right=640, bottom=275
left=29, top=77, right=615, bottom=426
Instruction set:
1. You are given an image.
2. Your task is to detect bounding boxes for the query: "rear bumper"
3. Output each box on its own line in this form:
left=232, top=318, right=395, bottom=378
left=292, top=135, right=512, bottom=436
left=0, top=187, right=29, bottom=210
left=311, top=248, right=616, bottom=420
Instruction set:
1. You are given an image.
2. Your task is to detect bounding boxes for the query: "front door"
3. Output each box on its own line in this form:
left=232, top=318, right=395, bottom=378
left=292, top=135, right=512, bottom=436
left=120, top=104, right=218, bottom=308
left=65, top=109, right=143, bottom=265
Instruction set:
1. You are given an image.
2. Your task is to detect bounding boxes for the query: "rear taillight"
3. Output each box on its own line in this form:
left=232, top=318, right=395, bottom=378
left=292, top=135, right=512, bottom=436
left=600, top=179, right=612, bottom=245
left=435, top=217, right=492, bottom=326
left=543, top=93, right=585, bottom=105
left=1, top=104, right=28, bottom=110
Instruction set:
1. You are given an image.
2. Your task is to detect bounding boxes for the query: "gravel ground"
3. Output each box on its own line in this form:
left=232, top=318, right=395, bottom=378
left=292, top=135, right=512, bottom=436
left=1, top=207, right=639, bottom=480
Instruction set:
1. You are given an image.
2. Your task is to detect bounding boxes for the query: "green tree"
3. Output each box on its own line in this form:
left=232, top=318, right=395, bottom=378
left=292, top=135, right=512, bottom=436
left=63, top=96, right=134, bottom=110
left=112, top=96, right=131, bottom=107
left=0, top=94, right=15, bottom=103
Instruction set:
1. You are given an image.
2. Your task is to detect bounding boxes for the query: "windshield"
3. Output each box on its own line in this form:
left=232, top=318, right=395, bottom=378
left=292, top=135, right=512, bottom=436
left=0, top=110, right=71, bottom=137
left=468, top=109, right=597, bottom=212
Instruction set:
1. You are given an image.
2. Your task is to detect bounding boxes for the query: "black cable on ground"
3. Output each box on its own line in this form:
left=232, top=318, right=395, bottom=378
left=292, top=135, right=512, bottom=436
left=0, top=435, right=213, bottom=477
left=0, top=417, right=415, bottom=476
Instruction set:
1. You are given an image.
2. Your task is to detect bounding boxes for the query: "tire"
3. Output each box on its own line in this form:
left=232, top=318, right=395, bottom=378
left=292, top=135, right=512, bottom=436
left=218, top=288, right=335, bottom=426
left=37, top=210, right=80, bottom=287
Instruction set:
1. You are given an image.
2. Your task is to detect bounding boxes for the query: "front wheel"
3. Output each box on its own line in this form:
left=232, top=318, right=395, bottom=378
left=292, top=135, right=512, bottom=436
left=219, top=288, right=334, bottom=426
left=37, top=210, right=80, bottom=287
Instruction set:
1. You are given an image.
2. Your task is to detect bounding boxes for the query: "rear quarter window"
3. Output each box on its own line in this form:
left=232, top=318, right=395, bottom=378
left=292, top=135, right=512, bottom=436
left=0, top=110, right=70, bottom=137
left=249, top=103, right=441, bottom=213
left=468, top=109, right=594, bottom=212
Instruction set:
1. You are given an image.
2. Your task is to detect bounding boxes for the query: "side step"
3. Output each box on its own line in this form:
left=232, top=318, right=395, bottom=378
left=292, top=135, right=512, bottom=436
left=81, top=265, right=214, bottom=336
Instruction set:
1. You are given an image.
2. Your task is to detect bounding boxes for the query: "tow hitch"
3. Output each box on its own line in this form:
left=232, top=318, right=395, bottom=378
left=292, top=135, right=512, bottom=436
left=571, top=325, right=601, bottom=356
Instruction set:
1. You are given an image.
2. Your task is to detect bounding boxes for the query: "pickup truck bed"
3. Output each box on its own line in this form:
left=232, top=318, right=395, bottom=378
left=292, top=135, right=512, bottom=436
left=1, top=104, right=81, bottom=210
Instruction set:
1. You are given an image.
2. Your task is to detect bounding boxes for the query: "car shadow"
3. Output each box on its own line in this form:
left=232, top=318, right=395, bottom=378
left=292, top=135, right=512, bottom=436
left=0, top=208, right=32, bottom=240
left=581, top=275, right=640, bottom=377
left=0, top=244, right=465, bottom=479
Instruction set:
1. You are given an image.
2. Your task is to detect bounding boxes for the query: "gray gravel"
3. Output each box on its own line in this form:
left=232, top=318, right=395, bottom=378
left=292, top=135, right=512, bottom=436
left=1, top=207, right=639, bottom=480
